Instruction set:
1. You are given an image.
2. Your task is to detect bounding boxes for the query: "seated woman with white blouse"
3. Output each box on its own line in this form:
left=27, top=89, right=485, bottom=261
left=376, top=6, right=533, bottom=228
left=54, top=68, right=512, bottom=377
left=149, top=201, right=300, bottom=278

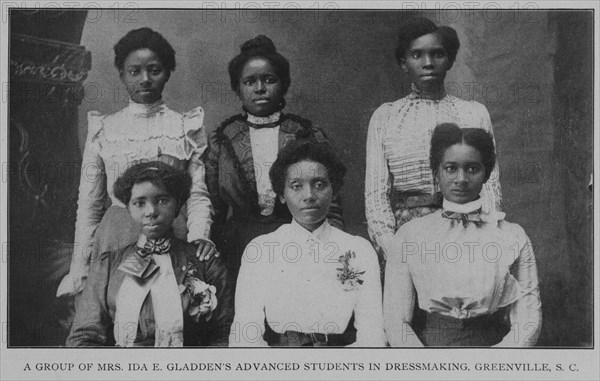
left=229, top=140, right=385, bottom=347
left=384, top=123, right=542, bottom=347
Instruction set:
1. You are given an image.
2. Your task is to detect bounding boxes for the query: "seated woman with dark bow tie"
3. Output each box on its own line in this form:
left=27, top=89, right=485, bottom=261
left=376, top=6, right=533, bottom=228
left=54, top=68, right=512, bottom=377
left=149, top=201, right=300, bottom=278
left=66, top=161, right=233, bottom=347
left=384, top=123, right=542, bottom=347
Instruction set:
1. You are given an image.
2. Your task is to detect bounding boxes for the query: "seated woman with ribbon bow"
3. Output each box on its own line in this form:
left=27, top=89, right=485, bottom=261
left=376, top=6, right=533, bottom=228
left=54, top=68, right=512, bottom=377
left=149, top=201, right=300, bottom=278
left=384, top=123, right=542, bottom=347
left=66, top=161, right=233, bottom=347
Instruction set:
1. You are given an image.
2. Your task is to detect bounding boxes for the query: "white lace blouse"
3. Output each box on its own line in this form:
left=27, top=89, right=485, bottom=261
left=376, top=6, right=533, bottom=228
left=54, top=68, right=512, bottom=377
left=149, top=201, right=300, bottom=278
left=74, top=100, right=212, bottom=261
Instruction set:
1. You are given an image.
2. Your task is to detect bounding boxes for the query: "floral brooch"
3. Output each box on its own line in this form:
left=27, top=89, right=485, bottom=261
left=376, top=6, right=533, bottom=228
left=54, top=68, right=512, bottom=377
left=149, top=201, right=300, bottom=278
left=181, top=265, right=218, bottom=322
left=336, top=250, right=365, bottom=291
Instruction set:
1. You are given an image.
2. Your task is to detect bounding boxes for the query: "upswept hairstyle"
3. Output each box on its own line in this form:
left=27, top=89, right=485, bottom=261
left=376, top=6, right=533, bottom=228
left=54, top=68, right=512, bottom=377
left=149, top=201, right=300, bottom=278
left=114, top=27, right=176, bottom=72
left=430, top=123, right=496, bottom=182
left=395, top=17, right=460, bottom=66
left=269, top=140, right=346, bottom=198
left=228, top=35, right=291, bottom=95
left=113, top=161, right=192, bottom=206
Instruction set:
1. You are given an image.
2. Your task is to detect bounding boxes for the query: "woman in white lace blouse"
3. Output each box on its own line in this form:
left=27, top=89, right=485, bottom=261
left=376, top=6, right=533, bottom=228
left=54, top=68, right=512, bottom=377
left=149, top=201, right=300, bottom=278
left=365, top=17, right=502, bottom=260
left=384, top=123, right=541, bottom=347
left=58, top=28, right=215, bottom=296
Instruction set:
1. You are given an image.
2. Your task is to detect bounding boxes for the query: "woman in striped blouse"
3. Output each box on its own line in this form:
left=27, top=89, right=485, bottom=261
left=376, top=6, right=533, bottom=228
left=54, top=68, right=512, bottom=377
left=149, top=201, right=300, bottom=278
left=365, top=17, right=502, bottom=261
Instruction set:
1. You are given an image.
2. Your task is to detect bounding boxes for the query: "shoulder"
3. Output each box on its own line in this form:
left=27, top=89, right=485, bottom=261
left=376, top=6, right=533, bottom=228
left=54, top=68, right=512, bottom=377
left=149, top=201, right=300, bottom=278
left=395, top=211, right=442, bottom=238
left=369, top=98, right=411, bottom=128
left=214, top=114, right=246, bottom=141
left=448, top=96, right=490, bottom=116
left=330, top=227, right=376, bottom=257
left=280, top=113, right=326, bottom=140
left=496, top=219, right=530, bottom=245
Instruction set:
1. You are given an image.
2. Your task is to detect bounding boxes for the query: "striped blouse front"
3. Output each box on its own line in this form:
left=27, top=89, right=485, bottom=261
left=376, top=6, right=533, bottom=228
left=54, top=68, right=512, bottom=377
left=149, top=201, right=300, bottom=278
left=365, top=92, right=502, bottom=250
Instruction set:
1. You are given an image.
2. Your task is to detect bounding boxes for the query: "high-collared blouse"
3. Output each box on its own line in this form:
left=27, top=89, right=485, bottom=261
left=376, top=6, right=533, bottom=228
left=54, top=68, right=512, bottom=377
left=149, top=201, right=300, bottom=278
left=229, top=220, right=386, bottom=347
left=205, top=112, right=344, bottom=230
left=384, top=198, right=542, bottom=347
left=66, top=237, right=233, bottom=347
left=74, top=99, right=212, bottom=255
left=365, top=92, right=502, bottom=250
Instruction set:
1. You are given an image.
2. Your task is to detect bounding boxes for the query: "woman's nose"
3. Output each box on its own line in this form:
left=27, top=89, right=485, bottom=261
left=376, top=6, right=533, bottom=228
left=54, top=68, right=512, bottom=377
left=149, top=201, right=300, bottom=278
left=140, top=70, right=150, bottom=84
left=302, top=186, right=317, bottom=201
left=422, top=54, right=434, bottom=67
left=255, top=80, right=266, bottom=93
left=144, top=203, right=158, bottom=217
left=455, top=169, right=469, bottom=183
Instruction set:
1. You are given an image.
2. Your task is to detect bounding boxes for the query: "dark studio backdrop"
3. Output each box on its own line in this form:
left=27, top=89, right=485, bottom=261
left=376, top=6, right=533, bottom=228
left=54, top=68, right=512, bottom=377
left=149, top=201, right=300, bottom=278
left=8, top=8, right=593, bottom=347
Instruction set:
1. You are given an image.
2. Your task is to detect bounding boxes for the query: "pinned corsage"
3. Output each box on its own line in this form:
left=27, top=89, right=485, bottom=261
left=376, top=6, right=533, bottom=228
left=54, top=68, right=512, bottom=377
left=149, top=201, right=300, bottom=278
left=182, top=266, right=217, bottom=322
left=336, top=250, right=365, bottom=291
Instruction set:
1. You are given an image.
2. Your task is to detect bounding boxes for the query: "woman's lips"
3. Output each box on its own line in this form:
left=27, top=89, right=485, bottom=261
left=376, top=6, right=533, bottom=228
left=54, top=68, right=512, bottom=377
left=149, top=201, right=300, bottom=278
left=254, top=99, right=270, bottom=104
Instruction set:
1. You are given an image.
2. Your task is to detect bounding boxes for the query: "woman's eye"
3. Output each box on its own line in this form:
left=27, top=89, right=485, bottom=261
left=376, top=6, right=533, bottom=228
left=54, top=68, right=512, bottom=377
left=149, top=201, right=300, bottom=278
left=411, top=52, right=420, bottom=59
left=132, top=201, right=143, bottom=207
left=128, top=69, right=139, bottom=75
left=435, top=51, right=446, bottom=58
left=467, top=165, right=481, bottom=173
left=242, top=79, right=255, bottom=86
left=264, top=76, right=278, bottom=84
left=290, top=184, right=301, bottom=191
left=150, top=69, right=162, bottom=75
left=157, top=198, right=169, bottom=204
left=444, top=166, right=456, bottom=173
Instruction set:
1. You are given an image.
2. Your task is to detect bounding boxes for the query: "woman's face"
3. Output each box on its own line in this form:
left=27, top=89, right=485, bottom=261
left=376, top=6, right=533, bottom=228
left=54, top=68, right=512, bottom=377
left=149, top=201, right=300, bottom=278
left=128, top=180, right=179, bottom=240
left=401, top=33, right=452, bottom=91
left=281, top=160, right=333, bottom=232
left=120, top=48, right=169, bottom=104
left=436, top=143, right=486, bottom=204
left=237, top=57, right=285, bottom=117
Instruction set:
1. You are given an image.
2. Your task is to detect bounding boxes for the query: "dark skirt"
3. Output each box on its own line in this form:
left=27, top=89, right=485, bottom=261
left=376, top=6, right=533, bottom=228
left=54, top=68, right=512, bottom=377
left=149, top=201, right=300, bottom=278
left=263, top=318, right=357, bottom=347
left=417, top=309, right=510, bottom=347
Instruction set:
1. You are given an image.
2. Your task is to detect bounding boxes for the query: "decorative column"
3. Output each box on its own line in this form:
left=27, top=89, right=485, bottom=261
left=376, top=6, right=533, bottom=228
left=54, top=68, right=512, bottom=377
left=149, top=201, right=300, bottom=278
left=9, top=9, right=91, bottom=346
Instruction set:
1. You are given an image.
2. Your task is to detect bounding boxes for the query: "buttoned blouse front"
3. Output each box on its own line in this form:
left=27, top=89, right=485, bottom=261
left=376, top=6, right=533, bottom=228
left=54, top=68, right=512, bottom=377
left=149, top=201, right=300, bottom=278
left=230, top=220, right=385, bottom=347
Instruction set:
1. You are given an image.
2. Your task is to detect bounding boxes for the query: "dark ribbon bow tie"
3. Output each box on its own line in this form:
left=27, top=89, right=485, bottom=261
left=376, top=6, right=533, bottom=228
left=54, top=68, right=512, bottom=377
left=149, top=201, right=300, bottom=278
left=137, top=238, right=171, bottom=257
left=441, top=209, right=483, bottom=227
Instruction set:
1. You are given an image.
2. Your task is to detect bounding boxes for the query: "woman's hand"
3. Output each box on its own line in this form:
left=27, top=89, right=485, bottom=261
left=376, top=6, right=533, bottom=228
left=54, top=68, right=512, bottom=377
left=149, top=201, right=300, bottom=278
left=193, top=239, right=220, bottom=261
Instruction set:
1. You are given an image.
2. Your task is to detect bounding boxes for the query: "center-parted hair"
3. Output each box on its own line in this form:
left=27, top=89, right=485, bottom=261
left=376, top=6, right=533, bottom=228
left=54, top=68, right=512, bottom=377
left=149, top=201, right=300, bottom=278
left=228, top=35, right=291, bottom=95
left=395, top=17, right=460, bottom=66
left=269, top=140, right=346, bottom=198
left=114, top=27, right=176, bottom=72
left=430, top=123, right=496, bottom=181
left=113, top=161, right=192, bottom=206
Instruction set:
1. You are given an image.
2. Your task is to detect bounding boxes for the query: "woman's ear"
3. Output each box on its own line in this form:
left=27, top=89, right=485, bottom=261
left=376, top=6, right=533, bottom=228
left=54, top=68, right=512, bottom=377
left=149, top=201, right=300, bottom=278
left=279, top=195, right=286, bottom=204
left=399, top=58, right=408, bottom=73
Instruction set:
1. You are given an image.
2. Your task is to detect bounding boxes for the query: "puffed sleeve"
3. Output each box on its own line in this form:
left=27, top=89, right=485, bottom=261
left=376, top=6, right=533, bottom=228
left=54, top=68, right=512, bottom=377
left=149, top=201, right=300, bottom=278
left=496, top=232, right=542, bottom=347
left=477, top=103, right=503, bottom=214
left=365, top=104, right=397, bottom=254
left=228, top=239, right=269, bottom=347
left=383, top=231, right=424, bottom=347
left=349, top=238, right=386, bottom=347
left=59, top=111, right=107, bottom=296
left=183, top=107, right=213, bottom=243
left=66, top=251, right=112, bottom=346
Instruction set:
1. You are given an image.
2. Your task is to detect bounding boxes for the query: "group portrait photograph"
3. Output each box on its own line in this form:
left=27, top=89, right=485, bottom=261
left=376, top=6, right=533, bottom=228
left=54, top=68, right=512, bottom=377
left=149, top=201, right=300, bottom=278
left=1, top=2, right=598, bottom=380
